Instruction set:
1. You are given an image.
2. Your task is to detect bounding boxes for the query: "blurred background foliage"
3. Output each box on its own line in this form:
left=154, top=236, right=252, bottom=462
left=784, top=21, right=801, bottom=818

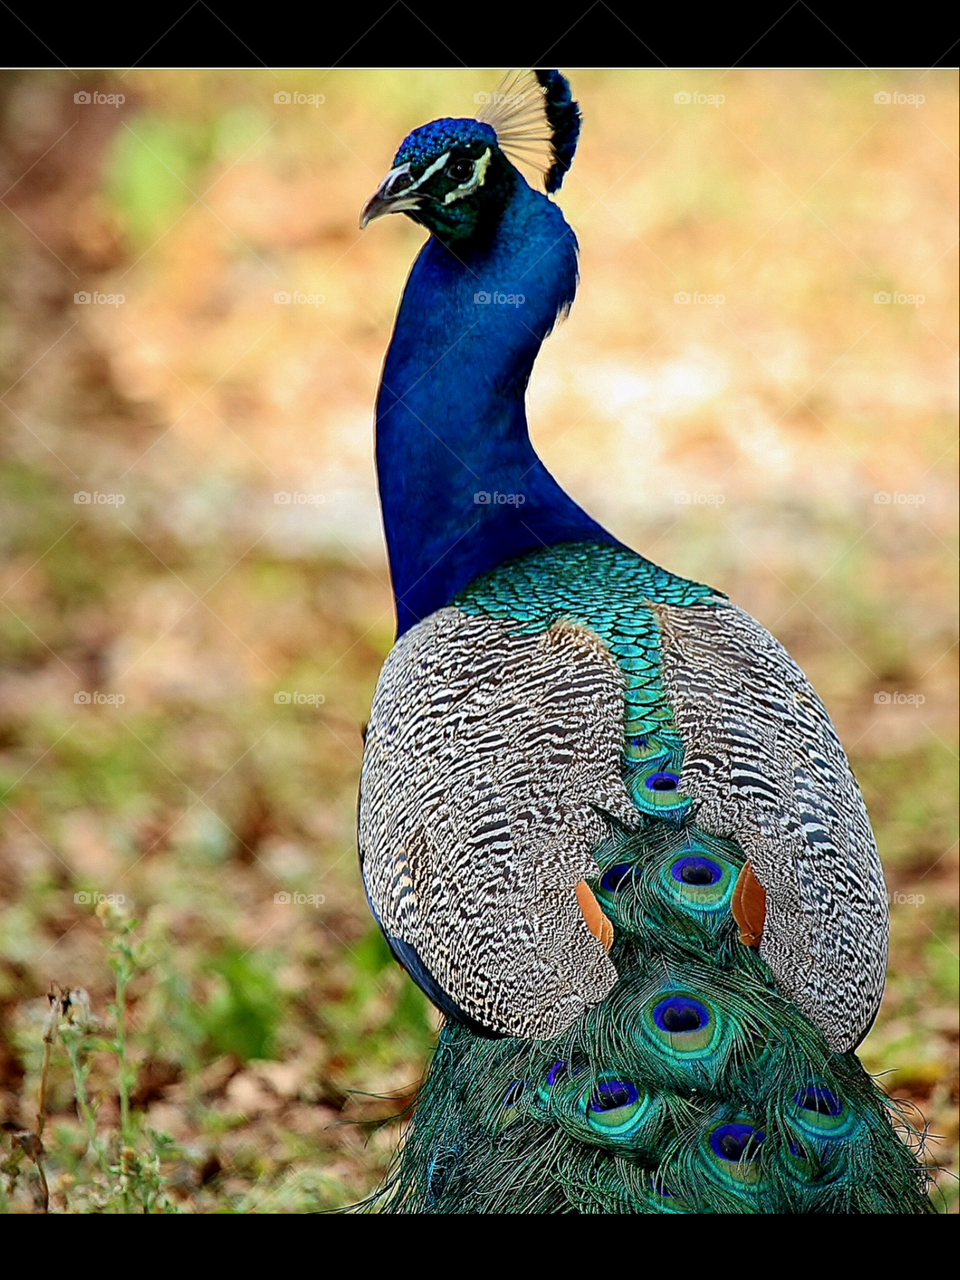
left=0, top=68, right=956, bottom=1212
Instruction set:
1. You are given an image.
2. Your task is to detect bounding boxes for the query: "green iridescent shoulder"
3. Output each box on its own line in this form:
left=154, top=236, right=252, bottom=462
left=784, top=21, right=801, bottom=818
left=455, top=542, right=720, bottom=621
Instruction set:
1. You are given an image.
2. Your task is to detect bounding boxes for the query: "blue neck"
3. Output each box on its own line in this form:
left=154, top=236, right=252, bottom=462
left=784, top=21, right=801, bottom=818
left=376, top=175, right=619, bottom=635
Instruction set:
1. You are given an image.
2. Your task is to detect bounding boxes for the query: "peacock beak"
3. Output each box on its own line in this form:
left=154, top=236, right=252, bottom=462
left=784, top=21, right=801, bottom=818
left=360, top=165, right=422, bottom=229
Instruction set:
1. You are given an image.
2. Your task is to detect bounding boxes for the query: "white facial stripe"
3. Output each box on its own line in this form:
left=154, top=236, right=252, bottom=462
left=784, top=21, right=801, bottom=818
left=408, top=151, right=451, bottom=191
left=379, top=197, right=423, bottom=215
left=443, top=148, right=492, bottom=205
left=382, top=164, right=412, bottom=196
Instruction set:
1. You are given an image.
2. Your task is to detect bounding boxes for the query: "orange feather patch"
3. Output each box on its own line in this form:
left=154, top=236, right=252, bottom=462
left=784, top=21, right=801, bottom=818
left=576, top=881, right=614, bottom=952
left=732, top=860, right=767, bottom=947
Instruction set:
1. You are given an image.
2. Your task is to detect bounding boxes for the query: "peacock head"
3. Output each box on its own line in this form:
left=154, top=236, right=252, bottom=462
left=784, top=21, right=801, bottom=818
left=360, top=71, right=582, bottom=245
left=360, top=118, right=512, bottom=243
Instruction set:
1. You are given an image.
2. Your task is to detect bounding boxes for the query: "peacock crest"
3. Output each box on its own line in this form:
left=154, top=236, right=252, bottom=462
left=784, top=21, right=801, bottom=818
left=476, top=69, right=582, bottom=193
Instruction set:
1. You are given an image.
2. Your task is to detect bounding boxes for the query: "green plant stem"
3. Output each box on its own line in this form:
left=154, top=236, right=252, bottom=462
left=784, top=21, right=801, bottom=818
left=114, top=969, right=132, bottom=1145
left=63, top=1034, right=111, bottom=1181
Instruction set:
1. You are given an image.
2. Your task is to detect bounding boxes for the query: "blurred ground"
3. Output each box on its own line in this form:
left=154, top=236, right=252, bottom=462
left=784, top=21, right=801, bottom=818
left=0, top=68, right=956, bottom=1212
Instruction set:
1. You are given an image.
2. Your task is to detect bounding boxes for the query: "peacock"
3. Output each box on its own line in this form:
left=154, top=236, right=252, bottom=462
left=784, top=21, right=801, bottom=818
left=355, top=70, right=931, bottom=1213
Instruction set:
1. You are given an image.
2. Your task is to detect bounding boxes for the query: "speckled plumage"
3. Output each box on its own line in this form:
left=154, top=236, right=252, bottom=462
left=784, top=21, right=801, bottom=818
left=361, top=607, right=632, bottom=1038
left=361, top=542, right=887, bottom=1051
left=654, top=600, right=888, bottom=1050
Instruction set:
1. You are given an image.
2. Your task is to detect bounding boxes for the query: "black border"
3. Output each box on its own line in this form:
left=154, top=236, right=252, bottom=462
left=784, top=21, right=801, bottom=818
left=0, top=2, right=957, bottom=71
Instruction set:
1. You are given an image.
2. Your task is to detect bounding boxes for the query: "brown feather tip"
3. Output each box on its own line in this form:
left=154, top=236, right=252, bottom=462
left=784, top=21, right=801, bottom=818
left=576, top=880, right=615, bottom=952
left=732, top=860, right=767, bottom=947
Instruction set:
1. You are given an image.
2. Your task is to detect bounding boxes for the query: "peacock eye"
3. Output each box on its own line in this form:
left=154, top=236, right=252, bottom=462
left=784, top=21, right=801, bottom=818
left=447, top=159, right=475, bottom=182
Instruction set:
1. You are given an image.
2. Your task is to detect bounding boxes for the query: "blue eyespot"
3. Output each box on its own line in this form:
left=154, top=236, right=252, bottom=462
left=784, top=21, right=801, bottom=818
left=645, top=771, right=680, bottom=792
left=588, top=1079, right=640, bottom=1113
left=536, top=1058, right=587, bottom=1111
left=502, top=1080, right=526, bottom=1109
left=629, top=763, right=691, bottom=816
left=653, top=996, right=710, bottom=1033
left=646, top=1170, right=690, bottom=1213
left=660, top=850, right=736, bottom=914
left=497, top=1078, right=529, bottom=1130
left=644, top=992, right=720, bottom=1058
left=787, top=1082, right=856, bottom=1143
left=709, top=1123, right=765, bottom=1163
left=546, top=1060, right=569, bottom=1088
left=600, top=862, right=636, bottom=894
left=670, top=856, right=723, bottom=886
left=794, top=1085, right=843, bottom=1117
left=577, top=1074, right=652, bottom=1143
left=623, top=730, right=670, bottom=765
